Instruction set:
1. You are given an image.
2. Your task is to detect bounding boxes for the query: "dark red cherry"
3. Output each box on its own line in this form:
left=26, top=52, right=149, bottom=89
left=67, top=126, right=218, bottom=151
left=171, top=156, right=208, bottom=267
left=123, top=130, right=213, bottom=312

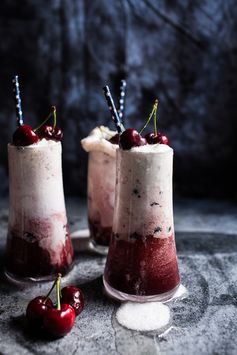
left=13, top=124, right=40, bottom=146
left=145, top=132, right=168, bottom=145
left=151, top=133, right=162, bottom=144
left=145, top=132, right=157, bottom=144
left=43, top=304, right=75, bottom=337
left=38, top=125, right=53, bottom=139
left=38, top=125, right=63, bottom=141
left=119, top=128, right=147, bottom=150
left=26, top=296, right=53, bottom=327
left=61, top=286, right=84, bottom=316
left=159, top=134, right=169, bottom=145
left=52, top=126, right=63, bottom=141
left=109, top=133, right=120, bottom=144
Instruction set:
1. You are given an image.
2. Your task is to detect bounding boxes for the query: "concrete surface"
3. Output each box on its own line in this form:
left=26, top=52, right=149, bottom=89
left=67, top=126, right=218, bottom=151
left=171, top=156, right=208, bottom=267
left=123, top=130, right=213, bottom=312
left=0, top=197, right=237, bottom=355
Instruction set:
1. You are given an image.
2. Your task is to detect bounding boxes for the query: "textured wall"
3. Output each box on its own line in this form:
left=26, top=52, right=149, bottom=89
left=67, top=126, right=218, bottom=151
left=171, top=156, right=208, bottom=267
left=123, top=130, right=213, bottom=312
left=0, top=0, right=237, bottom=198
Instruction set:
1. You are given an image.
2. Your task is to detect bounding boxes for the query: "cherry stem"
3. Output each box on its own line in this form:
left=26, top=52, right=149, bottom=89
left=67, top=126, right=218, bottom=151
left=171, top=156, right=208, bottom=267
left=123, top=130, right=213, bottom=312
left=139, top=99, right=158, bottom=135
left=153, top=98, right=159, bottom=136
left=56, top=273, right=62, bottom=311
left=33, top=106, right=56, bottom=132
left=43, top=279, right=57, bottom=304
left=52, top=106, right=56, bottom=129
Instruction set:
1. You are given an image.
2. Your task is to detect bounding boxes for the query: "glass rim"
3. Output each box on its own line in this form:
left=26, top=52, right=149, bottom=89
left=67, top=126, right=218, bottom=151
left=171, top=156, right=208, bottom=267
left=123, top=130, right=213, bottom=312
left=7, top=141, right=61, bottom=150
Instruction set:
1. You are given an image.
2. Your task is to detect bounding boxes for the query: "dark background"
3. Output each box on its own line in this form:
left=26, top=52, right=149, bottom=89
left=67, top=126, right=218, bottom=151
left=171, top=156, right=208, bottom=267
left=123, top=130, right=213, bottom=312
left=0, top=0, right=237, bottom=198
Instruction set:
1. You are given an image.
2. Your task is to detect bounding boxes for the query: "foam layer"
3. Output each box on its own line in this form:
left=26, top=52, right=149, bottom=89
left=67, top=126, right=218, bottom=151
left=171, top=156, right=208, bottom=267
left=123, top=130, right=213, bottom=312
left=132, top=142, right=172, bottom=153
left=81, top=126, right=118, bottom=158
left=11, top=138, right=58, bottom=149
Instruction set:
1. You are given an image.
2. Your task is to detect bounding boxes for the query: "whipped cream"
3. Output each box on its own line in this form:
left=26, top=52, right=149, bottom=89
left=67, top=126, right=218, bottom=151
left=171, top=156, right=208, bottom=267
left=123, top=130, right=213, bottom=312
left=33, top=138, right=58, bottom=147
left=81, top=126, right=118, bottom=158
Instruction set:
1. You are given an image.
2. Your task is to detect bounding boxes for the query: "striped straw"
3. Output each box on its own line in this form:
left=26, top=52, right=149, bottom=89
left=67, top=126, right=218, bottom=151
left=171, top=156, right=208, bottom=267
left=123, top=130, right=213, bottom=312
left=12, top=75, right=23, bottom=126
left=118, top=79, right=126, bottom=123
left=103, top=85, right=125, bottom=134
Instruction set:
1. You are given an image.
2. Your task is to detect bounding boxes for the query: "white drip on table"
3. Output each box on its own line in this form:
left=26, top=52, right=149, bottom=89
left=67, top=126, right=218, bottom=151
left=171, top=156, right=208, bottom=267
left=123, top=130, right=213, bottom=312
left=116, top=284, right=188, bottom=332
left=116, top=302, right=170, bottom=331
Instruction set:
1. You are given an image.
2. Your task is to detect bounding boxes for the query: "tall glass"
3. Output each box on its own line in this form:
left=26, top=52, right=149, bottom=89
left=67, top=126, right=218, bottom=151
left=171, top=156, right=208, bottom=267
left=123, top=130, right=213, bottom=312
left=81, top=127, right=117, bottom=254
left=104, top=144, right=180, bottom=301
left=5, top=141, right=74, bottom=282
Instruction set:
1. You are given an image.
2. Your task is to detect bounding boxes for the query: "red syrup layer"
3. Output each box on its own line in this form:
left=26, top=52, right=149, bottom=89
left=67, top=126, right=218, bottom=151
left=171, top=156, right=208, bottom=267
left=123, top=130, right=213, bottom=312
left=104, top=233, right=180, bottom=296
left=6, top=217, right=74, bottom=278
left=88, top=219, right=111, bottom=246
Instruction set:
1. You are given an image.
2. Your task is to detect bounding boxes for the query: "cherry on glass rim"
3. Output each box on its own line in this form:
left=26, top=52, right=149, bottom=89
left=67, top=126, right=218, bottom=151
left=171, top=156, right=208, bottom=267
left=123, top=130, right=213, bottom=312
left=38, top=125, right=63, bottom=141
left=145, top=132, right=169, bottom=145
left=13, top=124, right=39, bottom=146
left=119, top=128, right=147, bottom=150
left=159, top=134, right=169, bottom=145
left=109, top=133, right=120, bottom=145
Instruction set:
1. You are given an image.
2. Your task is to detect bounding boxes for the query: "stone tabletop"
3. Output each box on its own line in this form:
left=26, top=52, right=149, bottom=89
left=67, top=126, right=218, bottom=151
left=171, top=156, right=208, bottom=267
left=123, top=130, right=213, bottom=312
left=1, top=197, right=237, bottom=355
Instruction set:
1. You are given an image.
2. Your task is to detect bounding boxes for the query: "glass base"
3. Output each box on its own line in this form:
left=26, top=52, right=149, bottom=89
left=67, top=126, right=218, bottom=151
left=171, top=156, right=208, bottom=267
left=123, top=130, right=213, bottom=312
left=103, top=277, right=180, bottom=302
left=89, top=239, right=108, bottom=255
left=4, top=264, right=74, bottom=285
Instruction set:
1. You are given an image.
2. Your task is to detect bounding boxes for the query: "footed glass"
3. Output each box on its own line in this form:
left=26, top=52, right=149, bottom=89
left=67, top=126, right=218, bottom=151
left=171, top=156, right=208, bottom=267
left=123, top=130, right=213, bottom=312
left=5, top=141, right=74, bottom=283
left=104, top=144, right=180, bottom=302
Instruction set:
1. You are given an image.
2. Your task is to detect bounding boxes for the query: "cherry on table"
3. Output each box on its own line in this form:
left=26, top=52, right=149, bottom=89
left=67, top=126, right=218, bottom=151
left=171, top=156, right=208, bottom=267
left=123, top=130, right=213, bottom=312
left=119, top=128, right=147, bottom=150
left=61, top=286, right=84, bottom=316
left=43, top=304, right=75, bottom=337
left=12, top=124, right=39, bottom=146
left=26, top=296, right=53, bottom=327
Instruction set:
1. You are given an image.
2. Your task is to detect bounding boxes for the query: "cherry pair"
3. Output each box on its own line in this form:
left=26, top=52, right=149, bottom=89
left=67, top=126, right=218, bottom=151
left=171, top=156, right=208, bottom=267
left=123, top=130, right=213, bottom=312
left=109, top=99, right=168, bottom=150
left=145, top=132, right=169, bottom=145
left=13, top=106, right=63, bottom=146
left=26, top=274, right=84, bottom=337
left=110, top=129, right=168, bottom=150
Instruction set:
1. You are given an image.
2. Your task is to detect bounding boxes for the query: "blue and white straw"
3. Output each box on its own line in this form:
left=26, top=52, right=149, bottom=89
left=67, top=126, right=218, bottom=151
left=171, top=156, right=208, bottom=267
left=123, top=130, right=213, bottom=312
left=12, top=75, right=23, bottom=126
left=118, top=79, right=126, bottom=123
left=103, top=85, right=125, bottom=134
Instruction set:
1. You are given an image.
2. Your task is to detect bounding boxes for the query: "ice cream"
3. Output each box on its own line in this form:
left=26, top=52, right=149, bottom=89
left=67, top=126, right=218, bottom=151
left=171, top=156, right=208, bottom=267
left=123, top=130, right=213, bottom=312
left=81, top=126, right=117, bottom=158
